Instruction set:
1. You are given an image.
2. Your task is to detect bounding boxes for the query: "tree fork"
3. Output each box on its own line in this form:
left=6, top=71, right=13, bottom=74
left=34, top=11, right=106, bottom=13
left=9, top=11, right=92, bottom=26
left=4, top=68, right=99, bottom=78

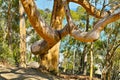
left=20, top=0, right=120, bottom=55
left=39, top=0, right=65, bottom=72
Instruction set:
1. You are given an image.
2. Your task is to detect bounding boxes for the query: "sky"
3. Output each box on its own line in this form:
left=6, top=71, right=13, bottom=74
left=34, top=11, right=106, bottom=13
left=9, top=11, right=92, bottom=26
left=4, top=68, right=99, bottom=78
left=35, top=0, right=110, bottom=11
left=35, top=0, right=79, bottom=11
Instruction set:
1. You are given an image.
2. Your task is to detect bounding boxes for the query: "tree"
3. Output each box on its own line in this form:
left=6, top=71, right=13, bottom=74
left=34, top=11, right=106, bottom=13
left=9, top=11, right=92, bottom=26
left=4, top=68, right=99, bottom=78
left=20, top=0, right=120, bottom=77
left=90, top=43, right=93, bottom=80
left=101, top=21, right=120, bottom=80
left=7, top=0, right=12, bottom=52
left=19, top=1, right=26, bottom=68
left=0, top=0, right=19, bottom=65
left=38, top=0, right=65, bottom=73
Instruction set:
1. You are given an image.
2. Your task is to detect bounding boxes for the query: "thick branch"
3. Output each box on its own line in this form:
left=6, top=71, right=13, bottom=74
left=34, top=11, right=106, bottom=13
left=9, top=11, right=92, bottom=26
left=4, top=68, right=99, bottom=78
left=31, top=10, right=120, bottom=55
left=70, top=11, right=120, bottom=42
left=31, top=0, right=66, bottom=55
left=21, top=0, right=120, bottom=55
left=20, top=0, right=60, bottom=43
left=31, top=1, right=120, bottom=55
left=68, top=0, right=120, bottom=18
left=31, top=24, right=70, bottom=55
left=64, top=0, right=120, bottom=42
left=63, top=0, right=73, bottom=28
left=50, top=0, right=65, bottom=29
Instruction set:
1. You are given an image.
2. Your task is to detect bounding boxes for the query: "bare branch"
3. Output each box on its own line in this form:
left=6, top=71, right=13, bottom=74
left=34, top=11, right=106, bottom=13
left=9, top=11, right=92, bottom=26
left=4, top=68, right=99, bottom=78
left=21, top=0, right=120, bottom=55
left=63, top=0, right=75, bottom=33
left=68, top=0, right=120, bottom=18
left=20, top=0, right=60, bottom=43
left=31, top=11, right=120, bottom=55
left=70, top=11, right=120, bottom=42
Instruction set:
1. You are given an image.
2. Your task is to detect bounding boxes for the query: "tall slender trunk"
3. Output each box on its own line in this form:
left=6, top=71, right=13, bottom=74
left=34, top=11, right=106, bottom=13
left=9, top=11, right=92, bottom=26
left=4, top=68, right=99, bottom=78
left=73, top=48, right=76, bottom=74
left=90, top=43, right=93, bottom=80
left=83, top=49, right=87, bottom=75
left=80, top=13, right=89, bottom=75
left=7, top=0, right=12, bottom=53
left=19, top=1, right=26, bottom=68
left=80, top=44, right=87, bottom=74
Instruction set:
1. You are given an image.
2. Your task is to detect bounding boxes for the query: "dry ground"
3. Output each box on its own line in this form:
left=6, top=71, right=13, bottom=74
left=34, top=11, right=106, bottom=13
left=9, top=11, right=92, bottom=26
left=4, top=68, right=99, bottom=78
left=0, top=62, right=100, bottom=80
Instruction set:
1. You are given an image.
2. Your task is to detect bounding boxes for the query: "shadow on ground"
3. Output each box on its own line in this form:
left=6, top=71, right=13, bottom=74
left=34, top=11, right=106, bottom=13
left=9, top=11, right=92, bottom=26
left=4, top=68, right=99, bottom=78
left=0, top=65, right=56, bottom=80
left=0, top=64, right=101, bottom=80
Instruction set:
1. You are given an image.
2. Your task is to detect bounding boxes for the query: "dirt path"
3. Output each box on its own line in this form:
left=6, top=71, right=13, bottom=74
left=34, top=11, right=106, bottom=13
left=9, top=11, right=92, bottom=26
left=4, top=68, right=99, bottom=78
left=0, top=64, right=100, bottom=80
left=0, top=64, right=58, bottom=80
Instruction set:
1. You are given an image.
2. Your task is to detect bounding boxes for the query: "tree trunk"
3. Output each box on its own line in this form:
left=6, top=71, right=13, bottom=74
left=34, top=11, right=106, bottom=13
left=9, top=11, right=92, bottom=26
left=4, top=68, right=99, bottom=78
left=81, top=13, right=89, bottom=75
left=21, top=0, right=120, bottom=55
left=83, top=52, right=87, bottom=75
left=19, top=1, right=26, bottom=68
left=90, top=43, right=93, bottom=80
left=102, top=42, right=120, bottom=80
left=7, top=0, right=12, bottom=53
left=73, top=48, right=76, bottom=74
left=39, top=0, right=65, bottom=73
left=20, top=0, right=120, bottom=72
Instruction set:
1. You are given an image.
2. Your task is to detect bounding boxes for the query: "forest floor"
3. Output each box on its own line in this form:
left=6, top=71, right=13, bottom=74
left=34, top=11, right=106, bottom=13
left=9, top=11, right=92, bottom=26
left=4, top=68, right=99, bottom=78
left=0, top=62, right=100, bottom=80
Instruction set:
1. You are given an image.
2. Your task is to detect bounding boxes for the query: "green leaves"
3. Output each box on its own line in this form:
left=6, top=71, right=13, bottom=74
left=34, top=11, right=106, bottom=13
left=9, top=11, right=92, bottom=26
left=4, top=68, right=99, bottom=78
left=39, top=9, right=51, bottom=25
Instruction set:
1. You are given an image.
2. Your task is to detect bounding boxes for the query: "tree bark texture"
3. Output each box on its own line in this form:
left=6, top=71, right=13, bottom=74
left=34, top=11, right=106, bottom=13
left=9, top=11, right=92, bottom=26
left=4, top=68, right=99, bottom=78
left=39, top=0, right=65, bottom=72
left=19, top=1, right=26, bottom=68
left=20, top=0, right=120, bottom=71
left=90, top=43, right=93, bottom=80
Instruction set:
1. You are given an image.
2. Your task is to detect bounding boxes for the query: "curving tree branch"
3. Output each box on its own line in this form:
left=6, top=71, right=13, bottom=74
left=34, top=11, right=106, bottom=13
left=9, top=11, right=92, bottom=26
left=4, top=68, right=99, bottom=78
left=21, top=0, right=120, bottom=55
left=70, top=11, right=120, bottom=42
left=68, top=0, right=120, bottom=18
left=63, top=0, right=120, bottom=42
left=20, top=0, right=60, bottom=44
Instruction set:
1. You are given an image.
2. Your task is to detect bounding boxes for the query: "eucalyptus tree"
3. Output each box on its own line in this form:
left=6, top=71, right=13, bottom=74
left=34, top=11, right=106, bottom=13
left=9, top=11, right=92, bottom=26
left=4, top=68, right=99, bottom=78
left=101, top=21, right=120, bottom=80
left=0, top=0, right=19, bottom=64
left=20, top=0, right=120, bottom=79
left=19, top=1, right=26, bottom=68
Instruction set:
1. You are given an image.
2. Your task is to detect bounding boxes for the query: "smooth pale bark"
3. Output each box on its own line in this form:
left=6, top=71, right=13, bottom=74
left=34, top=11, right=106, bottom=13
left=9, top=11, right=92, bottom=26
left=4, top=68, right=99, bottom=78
left=39, top=0, right=65, bottom=72
left=90, top=43, right=93, bottom=80
left=83, top=13, right=89, bottom=75
left=64, top=0, right=120, bottom=42
left=47, top=0, right=64, bottom=72
left=21, top=0, right=120, bottom=55
left=20, top=0, right=60, bottom=43
left=31, top=5, right=120, bottom=55
left=31, top=24, right=69, bottom=55
left=19, top=1, right=26, bottom=68
left=68, top=0, right=120, bottom=18
left=70, top=12, right=120, bottom=42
